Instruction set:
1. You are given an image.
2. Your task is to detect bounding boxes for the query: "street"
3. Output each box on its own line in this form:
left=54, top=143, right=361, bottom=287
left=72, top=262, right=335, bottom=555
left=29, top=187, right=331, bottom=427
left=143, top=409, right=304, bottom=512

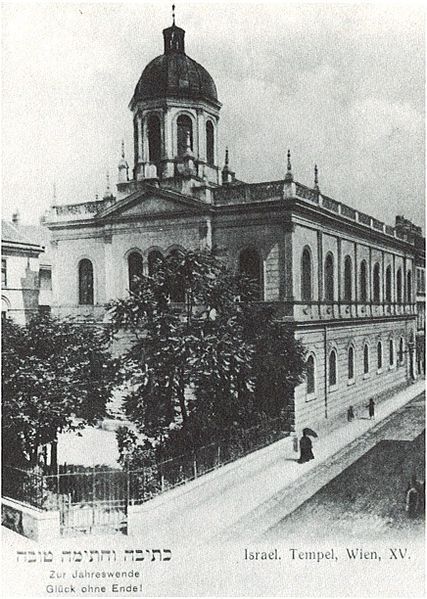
left=263, top=393, right=425, bottom=543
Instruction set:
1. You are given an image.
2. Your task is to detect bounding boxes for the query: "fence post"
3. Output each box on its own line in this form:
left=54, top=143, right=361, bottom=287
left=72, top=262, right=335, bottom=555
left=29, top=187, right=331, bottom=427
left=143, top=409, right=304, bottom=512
left=193, top=456, right=197, bottom=479
left=160, top=462, right=165, bottom=492
left=217, top=444, right=221, bottom=467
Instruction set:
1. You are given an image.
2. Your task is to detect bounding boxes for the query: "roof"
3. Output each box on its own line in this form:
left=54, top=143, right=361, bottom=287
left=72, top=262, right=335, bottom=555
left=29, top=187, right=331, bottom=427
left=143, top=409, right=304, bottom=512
left=1, top=220, right=52, bottom=263
left=130, top=23, right=219, bottom=108
left=132, top=53, right=218, bottom=106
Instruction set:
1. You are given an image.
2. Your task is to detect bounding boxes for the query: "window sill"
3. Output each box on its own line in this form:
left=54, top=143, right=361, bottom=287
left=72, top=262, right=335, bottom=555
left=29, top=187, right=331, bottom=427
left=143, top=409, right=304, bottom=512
left=377, top=368, right=383, bottom=374
left=306, top=393, right=317, bottom=402
left=362, top=373, right=370, bottom=380
left=347, top=379, right=355, bottom=386
left=329, top=384, right=338, bottom=393
left=388, top=364, right=395, bottom=370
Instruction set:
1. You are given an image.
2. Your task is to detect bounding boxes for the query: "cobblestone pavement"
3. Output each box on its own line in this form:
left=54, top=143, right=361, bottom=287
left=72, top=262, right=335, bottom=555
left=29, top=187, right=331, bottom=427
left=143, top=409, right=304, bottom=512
left=262, top=393, right=425, bottom=543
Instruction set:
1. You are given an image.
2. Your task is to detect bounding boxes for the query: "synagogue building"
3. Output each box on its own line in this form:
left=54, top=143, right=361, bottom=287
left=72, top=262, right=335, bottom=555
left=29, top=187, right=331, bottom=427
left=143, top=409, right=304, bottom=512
left=46, top=14, right=423, bottom=433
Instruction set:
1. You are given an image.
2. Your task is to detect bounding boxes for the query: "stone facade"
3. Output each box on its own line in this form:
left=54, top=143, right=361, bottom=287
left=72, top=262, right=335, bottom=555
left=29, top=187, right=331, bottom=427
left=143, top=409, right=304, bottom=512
left=46, top=14, right=421, bottom=434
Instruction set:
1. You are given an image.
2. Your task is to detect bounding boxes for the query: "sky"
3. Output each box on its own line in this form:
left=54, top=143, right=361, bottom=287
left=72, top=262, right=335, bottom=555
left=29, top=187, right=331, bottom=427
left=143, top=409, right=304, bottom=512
left=1, top=1, right=425, bottom=228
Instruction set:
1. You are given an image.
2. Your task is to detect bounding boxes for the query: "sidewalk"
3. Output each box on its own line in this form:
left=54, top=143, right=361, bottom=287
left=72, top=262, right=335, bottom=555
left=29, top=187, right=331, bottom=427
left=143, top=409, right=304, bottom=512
left=2, top=380, right=424, bottom=550
left=128, top=379, right=425, bottom=545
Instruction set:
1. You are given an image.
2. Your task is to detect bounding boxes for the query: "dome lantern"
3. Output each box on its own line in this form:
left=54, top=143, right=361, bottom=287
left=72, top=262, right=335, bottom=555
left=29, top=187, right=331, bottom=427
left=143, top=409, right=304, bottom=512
left=130, top=11, right=222, bottom=186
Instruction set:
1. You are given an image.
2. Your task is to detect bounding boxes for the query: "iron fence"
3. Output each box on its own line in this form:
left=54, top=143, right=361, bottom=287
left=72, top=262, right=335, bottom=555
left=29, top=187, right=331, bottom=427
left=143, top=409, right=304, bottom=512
left=3, top=417, right=288, bottom=533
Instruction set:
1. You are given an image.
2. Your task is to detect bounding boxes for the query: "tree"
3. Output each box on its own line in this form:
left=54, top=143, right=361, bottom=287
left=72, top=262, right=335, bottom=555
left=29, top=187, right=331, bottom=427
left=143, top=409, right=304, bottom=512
left=2, top=315, right=118, bottom=467
left=107, top=248, right=306, bottom=463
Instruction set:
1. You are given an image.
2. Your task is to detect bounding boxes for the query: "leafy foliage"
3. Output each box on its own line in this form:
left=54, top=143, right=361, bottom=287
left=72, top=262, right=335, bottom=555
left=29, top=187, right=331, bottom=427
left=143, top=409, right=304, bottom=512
left=108, top=248, right=306, bottom=466
left=2, top=315, right=118, bottom=466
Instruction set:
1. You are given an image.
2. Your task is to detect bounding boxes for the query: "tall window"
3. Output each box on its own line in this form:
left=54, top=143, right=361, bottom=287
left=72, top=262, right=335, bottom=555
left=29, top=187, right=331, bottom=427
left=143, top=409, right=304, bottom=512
left=389, top=339, right=394, bottom=366
left=348, top=346, right=354, bottom=380
left=407, top=271, right=412, bottom=303
left=78, top=259, right=94, bottom=305
left=301, top=248, right=312, bottom=301
left=324, top=253, right=334, bottom=301
left=1, top=258, right=6, bottom=287
left=363, top=344, right=369, bottom=374
left=344, top=256, right=352, bottom=301
left=306, top=355, right=315, bottom=395
left=360, top=260, right=367, bottom=302
left=399, top=338, right=404, bottom=363
left=239, top=248, right=263, bottom=300
left=148, top=250, right=163, bottom=276
left=373, top=263, right=381, bottom=302
left=396, top=268, right=402, bottom=303
left=206, top=121, right=214, bottom=165
left=377, top=341, right=383, bottom=370
left=128, top=252, right=144, bottom=293
left=329, top=350, right=337, bottom=386
left=385, top=266, right=392, bottom=302
left=147, top=115, right=161, bottom=163
left=133, top=116, right=139, bottom=163
left=177, top=115, right=193, bottom=157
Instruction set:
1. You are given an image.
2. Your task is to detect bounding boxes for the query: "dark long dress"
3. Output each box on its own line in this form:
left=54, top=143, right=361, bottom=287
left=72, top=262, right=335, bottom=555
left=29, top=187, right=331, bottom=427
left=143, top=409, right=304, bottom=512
left=368, top=399, right=375, bottom=418
left=298, top=435, right=314, bottom=463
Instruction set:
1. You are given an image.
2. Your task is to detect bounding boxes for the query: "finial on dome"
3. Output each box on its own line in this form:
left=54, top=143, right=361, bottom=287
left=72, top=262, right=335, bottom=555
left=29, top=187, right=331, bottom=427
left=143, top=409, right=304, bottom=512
left=172, top=4, right=176, bottom=25
left=121, top=139, right=125, bottom=159
left=106, top=171, right=111, bottom=194
left=95, top=190, right=99, bottom=200
left=314, top=163, right=319, bottom=190
left=225, top=147, right=229, bottom=168
left=284, top=149, right=293, bottom=182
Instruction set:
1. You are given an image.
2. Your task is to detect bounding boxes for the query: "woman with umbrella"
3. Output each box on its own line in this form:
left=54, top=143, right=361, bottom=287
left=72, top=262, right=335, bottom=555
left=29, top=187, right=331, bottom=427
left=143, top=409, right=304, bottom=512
left=298, top=428, right=317, bottom=463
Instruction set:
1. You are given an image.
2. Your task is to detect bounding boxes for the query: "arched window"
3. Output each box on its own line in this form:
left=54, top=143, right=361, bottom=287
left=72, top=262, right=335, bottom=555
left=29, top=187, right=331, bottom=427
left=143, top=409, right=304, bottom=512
left=128, top=252, right=143, bottom=293
left=373, top=263, right=381, bottom=302
left=177, top=115, right=193, bottom=157
left=134, top=117, right=139, bottom=163
left=324, top=253, right=334, bottom=301
left=396, top=268, right=402, bottom=303
left=399, top=337, right=404, bottom=363
left=407, top=271, right=412, bottom=303
left=148, top=250, right=163, bottom=277
left=377, top=341, right=383, bottom=370
left=301, top=248, right=312, bottom=302
left=206, top=121, right=214, bottom=165
left=329, top=350, right=337, bottom=387
left=78, top=259, right=94, bottom=305
left=389, top=339, right=394, bottom=366
left=348, top=346, right=354, bottom=380
left=239, top=248, right=263, bottom=300
left=344, top=256, right=352, bottom=301
left=363, top=344, right=369, bottom=374
left=360, top=260, right=368, bottom=302
left=147, top=115, right=161, bottom=163
left=385, top=266, right=392, bottom=302
left=306, top=355, right=315, bottom=395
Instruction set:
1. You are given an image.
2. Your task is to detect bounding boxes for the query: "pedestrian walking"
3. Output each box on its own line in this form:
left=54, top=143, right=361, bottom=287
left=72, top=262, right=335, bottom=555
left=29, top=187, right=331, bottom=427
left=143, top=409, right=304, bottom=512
left=405, top=477, right=419, bottom=518
left=298, top=429, right=315, bottom=464
left=368, top=398, right=375, bottom=419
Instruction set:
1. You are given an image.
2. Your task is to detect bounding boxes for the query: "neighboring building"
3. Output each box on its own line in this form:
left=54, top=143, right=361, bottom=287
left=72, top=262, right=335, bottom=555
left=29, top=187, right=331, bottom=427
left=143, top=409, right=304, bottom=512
left=46, top=15, right=421, bottom=432
left=395, top=216, right=426, bottom=375
left=1, top=213, right=52, bottom=323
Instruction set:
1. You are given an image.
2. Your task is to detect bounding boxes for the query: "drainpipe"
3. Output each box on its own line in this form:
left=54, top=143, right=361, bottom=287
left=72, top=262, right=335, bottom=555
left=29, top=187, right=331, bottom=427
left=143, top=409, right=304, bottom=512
left=324, top=323, right=328, bottom=419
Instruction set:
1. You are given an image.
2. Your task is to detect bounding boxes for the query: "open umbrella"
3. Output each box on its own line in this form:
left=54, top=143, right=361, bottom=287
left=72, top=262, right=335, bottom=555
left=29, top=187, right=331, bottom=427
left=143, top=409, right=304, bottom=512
left=303, top=427, right=318, bottom=438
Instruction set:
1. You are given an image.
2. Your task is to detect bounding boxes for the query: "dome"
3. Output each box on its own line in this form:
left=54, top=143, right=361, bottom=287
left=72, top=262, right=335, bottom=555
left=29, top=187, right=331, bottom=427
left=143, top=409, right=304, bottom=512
left=130, top=24, right=219, bottom=108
